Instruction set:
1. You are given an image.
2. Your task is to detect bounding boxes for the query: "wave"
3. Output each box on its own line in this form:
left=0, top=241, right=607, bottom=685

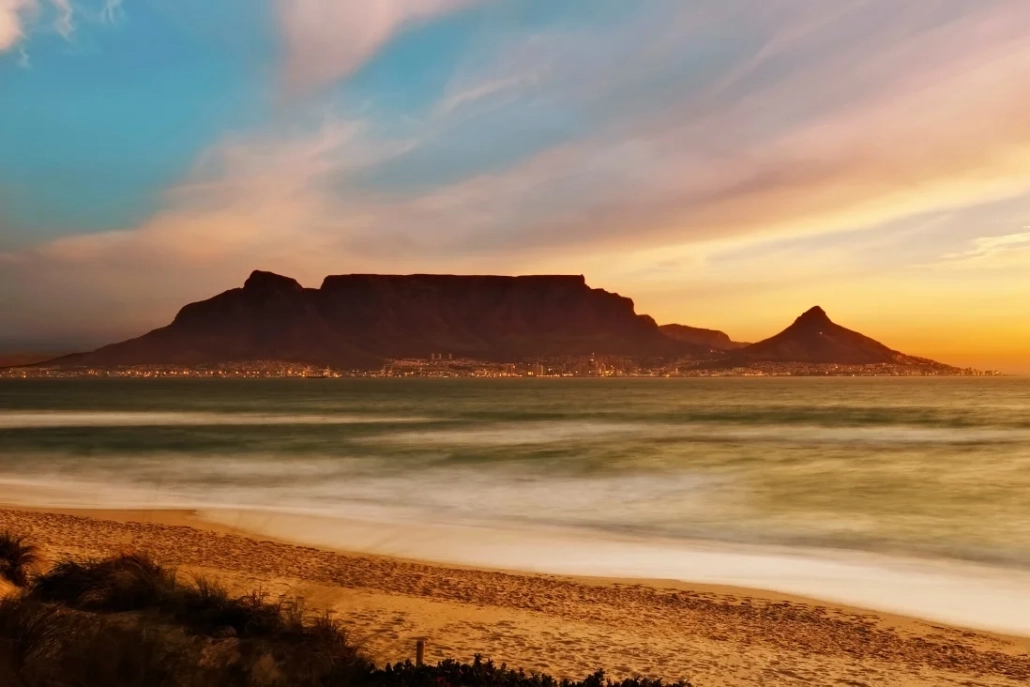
left=373, top=420, right=1030, bottom=447
left=376, top=421, right=664, bottom=446
left=1, top=453, right=1030, bottom=571
left=4, top=474, right=1030, bottom=636
left=0, top=411, right=430, bottom=429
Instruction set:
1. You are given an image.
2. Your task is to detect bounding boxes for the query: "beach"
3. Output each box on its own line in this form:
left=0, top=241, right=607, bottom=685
left=4, top=378, right=1030, bottom=685
left=2, top=504, right=1028, bottom=687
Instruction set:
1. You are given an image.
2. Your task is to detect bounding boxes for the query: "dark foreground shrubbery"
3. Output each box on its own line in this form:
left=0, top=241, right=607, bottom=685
left=0, top=532, right=692, bottom=687
left=0, top=532, right=38, bottom=587
left=31, top=552, right=176, bottom=611
left=375, top=658, right=684, bottom=687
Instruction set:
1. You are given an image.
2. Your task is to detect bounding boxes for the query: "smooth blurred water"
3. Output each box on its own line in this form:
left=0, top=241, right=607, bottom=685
left=1, top=378, right=1029, bottom=569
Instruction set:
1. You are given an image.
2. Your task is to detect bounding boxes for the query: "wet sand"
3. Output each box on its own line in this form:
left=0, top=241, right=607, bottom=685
left=1, top=505, right=1028, bottom=687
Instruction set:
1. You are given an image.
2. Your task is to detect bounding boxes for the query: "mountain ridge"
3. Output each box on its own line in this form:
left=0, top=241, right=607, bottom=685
left=66, top=271, right=707, bottom=369
left=659, top=324, right=746, bottom=350
left=46, top=272, right=961, bottom=374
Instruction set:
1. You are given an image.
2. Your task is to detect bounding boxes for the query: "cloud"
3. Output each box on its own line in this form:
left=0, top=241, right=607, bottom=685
left=434, top=73, right=535, bottom=116
left=277, top=0, right=476, bottom=94
left=939, top=228, right=1030, bottom=268
left=0, top=0, right=76, bottom=51
left=99, top=0, right=121, bottom=24
left=51, top=0, right=71, bottom=37
left=6, top=0, right=1030, bottom=361
left=0, top=0, right=34, bottom=50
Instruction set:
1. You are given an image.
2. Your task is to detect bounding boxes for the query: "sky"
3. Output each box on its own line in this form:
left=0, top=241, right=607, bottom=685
left=1, top=1, right=1029, bottom=371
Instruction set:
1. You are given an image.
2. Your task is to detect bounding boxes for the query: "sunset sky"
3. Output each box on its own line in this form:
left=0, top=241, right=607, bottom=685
left=2, top=1, right=1030, bottom=371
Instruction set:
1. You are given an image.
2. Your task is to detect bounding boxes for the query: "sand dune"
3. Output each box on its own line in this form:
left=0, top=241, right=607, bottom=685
left=1, top=505, right=1028, bottom=687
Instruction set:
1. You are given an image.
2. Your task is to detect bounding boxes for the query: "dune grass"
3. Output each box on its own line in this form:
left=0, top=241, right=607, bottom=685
left=30, top=552, right=176, bottom=611
left=0, top=530, right=692, bottom=687
left=0, top=531, right=38, bottom=587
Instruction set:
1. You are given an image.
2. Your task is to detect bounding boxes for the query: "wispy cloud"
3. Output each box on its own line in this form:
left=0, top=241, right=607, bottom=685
left=99, top=0, right=122, bottom=24
left=940, top=229, right=1030, bottom=268
left=51, top=0, right=71, bottom=37
left=0, top=0, right=35, bottom=51
left=277, top=0, right=476, bottom=95
left=0, top=0, right=78, bottom=51
left=434, top=73, right=537, bottom=116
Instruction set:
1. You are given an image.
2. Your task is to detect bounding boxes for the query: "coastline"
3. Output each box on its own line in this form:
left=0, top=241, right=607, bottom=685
left=1, top=501, right=1029, bottom=686
left=3, top=477, right=1030, bottom=637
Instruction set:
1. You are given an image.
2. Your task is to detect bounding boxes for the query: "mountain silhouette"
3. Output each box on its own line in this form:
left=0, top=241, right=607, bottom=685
left=659, top=324, right=745, bottom=350
left=726, top=306, right=932, bottom=365
left=65, top=271, right=704, bottom=369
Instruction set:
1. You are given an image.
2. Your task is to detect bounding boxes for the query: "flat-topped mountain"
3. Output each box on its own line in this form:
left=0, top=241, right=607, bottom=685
left=44, top=276, right=963, bottom=374
left=66, top=271, right=701, bottom=369
left=721, top=306, right=956, bottom=369
left=659, top=324, right=745, bottom=351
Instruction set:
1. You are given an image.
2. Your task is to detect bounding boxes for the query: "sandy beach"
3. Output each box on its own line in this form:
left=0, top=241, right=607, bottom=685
left=0, top=505, right=1028, bottom=687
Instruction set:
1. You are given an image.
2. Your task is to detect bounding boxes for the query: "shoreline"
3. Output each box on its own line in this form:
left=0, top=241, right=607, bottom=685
left=3, top=480, right=1030, bottom=639
left=2, top=503, right=1029, bottom=686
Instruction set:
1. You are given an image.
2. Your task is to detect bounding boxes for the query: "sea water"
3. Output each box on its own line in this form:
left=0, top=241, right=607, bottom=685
left=2, top=378, right=1030, bottom=632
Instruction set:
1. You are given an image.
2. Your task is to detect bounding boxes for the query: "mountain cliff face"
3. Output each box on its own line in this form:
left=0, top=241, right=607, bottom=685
left=659, top=324, right=745, bottom=350
left=74, top=271, right=692, bottom=368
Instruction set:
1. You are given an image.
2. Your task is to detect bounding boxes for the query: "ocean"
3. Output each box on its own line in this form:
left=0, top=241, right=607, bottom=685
left=3, top=377, right=1030, bottom=631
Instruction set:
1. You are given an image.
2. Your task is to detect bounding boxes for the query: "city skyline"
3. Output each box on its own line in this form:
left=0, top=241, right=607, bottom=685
left=2, top=2, right=1030, bottom=371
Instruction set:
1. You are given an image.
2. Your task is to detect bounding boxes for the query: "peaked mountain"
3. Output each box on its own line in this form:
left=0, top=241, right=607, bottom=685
left=65, top=271, right=705, bottom=369
left=659, top=324, right=745, bottom=351
left=724, top=306, right=953, bottom=368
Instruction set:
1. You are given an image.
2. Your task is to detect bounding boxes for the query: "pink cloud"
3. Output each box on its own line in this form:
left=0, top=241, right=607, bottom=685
left=0, top=0, right=74, bottom=51
left=277, top=0, right=476, bottom=94
left=0, top=0, right=37, bottom=50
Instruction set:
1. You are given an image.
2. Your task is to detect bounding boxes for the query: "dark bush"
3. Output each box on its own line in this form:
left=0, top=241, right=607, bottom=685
left=30, top=552, right=176, bottom=612
left=370, top=656, right=691, bottom=687
left=0, top=541, right=694, bottom=687
left=171, top=577, right=288, bottom=638
left=0, top=531, right=39, bottom=587
left=0, top=596, right=198, bottom=687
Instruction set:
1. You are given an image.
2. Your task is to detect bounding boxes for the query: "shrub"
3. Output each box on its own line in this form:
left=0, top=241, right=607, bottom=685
left=0, top=595, right=202, bottom=687
left=0, top=531, right=39, bottom=588
left=370, top=656, right=692, bottom=687
left=30, top=552, right=176, bottom=612
left=0, top=541, right=694, bottom=687
left=171, top=577, right=289, bottom=638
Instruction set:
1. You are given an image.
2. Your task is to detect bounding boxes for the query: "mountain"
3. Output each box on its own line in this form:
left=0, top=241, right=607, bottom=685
left=659, top=324, right=745, bottom=350
left=65, top=271, right=703, bottom=369
left=721, top=306, right=954, bottom=368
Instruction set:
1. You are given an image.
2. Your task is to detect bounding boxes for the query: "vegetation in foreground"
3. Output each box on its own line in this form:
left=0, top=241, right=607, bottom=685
left=0, top=531, right=692, bottom=687
left=0, top=532, right=38, bottom=588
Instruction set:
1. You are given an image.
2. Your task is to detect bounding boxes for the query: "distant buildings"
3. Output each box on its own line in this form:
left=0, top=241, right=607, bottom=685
left=0, top=356, right=1000, bottom=379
